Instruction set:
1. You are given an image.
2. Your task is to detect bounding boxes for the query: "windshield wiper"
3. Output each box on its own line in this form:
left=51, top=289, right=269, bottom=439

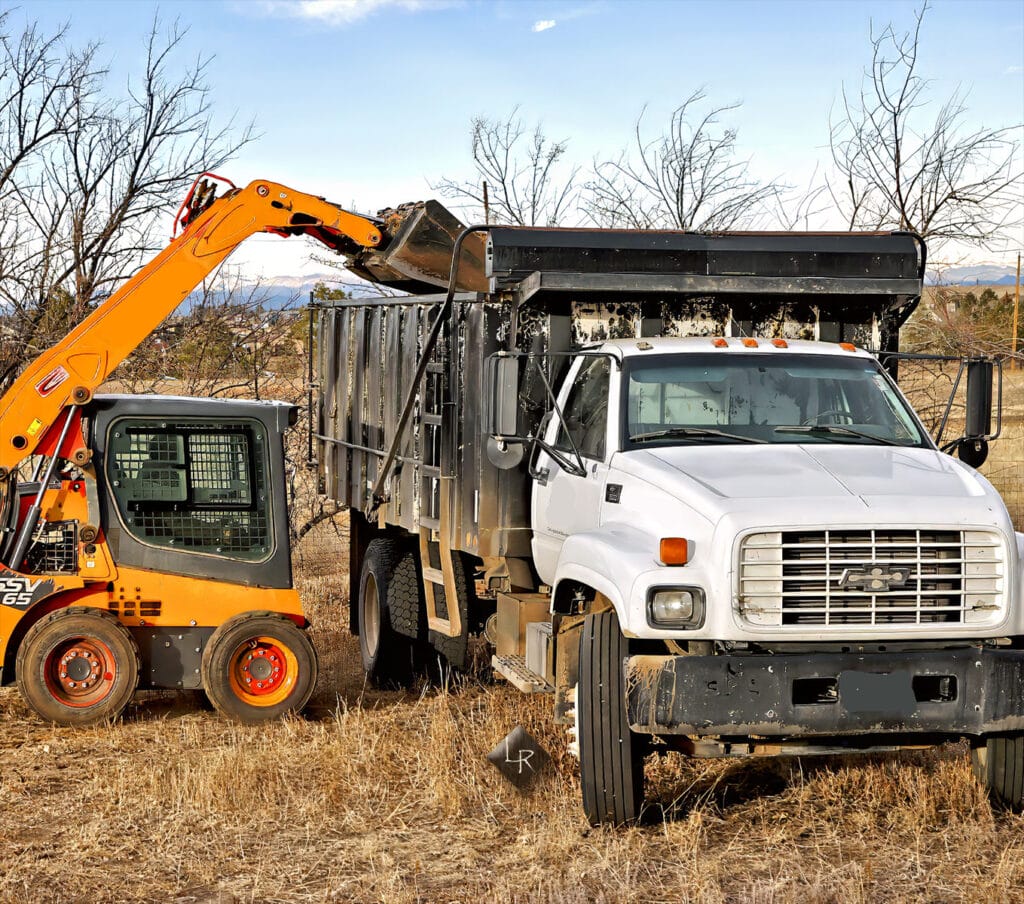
left=631, top=426, right=766, bottom=444
left=773, top=424, right=903, bottom=446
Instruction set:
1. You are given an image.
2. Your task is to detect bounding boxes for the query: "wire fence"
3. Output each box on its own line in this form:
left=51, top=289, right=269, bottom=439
left=898, top=361, right=1024, bottom=529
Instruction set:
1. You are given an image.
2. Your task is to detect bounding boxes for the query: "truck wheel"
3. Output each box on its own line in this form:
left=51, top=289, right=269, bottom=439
left=359, top=539, right=423, bottom=687
left=972, top=735, right=1024, bottom=810
left=578, top=610, right=647, bottom=826
left=202, top=612, right=317, bottom=722
left=16, top=607, right=140, bottom=726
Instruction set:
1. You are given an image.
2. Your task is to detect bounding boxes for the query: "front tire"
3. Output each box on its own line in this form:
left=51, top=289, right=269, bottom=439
left=16, top=607, right=140, bottom=726
left=358, top=539, right=424, bottom=688
left=578, top=610, right=647, bottom=825
left=972, top=735, right=1024, bottom=810
left=202, top=611, right=317, bottom=722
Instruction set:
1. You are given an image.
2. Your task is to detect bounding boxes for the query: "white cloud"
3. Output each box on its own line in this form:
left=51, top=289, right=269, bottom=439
left=532, top=19, right=557, bottom=32
left=1005, top=65, right=1023, bottom=75
left=249, top=0, right=458, bottom=27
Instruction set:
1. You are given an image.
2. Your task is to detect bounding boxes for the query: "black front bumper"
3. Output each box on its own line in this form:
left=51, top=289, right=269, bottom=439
left=626, top=647, right=1024, bottom=737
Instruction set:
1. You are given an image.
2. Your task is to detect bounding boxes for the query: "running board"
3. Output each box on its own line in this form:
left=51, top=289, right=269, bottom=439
left=492, top=654, right=552, bottom=694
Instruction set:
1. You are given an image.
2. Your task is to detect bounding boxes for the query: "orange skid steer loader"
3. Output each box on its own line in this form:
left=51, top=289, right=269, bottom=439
left=0, top=174, right=452, bottom=726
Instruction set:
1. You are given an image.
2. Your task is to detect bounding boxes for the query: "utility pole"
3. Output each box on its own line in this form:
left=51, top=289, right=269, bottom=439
left=1013, top=252, right=1022, bottom=370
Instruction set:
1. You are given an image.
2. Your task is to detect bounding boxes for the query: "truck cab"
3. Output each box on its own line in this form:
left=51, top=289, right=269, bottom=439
left=533, top=338, right=1011, bottom=644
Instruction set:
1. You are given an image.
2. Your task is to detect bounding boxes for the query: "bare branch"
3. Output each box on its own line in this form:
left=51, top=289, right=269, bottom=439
left=433, top=108, right=580, bottom=226
left=828, top=3, right=1022, bottom=252
left=584, top=90, right=783, bottom=231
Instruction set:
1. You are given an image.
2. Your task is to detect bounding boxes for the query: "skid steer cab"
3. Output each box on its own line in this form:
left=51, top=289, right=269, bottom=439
left=0, top=395, right=317, bottom=726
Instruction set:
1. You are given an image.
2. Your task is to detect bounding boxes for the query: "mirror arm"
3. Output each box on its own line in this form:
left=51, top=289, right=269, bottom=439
left=533, top=359, right=587, bottom=475
left=531, top=437, right=587, bottom=478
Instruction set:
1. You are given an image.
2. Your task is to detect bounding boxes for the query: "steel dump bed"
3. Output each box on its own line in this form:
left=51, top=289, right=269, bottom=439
left=318, top=214, right=925, bottom=562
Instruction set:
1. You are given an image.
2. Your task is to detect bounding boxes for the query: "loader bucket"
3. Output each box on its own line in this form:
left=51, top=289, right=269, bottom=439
left=346, top=200, right=489, bottom=294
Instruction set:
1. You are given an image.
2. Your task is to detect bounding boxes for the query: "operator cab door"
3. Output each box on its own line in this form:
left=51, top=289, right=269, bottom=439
left=531, top=355, right=615, bottom=585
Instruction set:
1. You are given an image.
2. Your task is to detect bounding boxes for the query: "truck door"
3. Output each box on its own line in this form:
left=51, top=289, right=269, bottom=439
left=531, top=355, right=613, bottom=584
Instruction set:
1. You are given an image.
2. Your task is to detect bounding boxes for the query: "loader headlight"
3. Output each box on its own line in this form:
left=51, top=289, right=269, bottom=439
left=647, top=587, right=705, bottom=628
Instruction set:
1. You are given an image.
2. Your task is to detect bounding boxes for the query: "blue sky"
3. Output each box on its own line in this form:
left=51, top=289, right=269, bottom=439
left=15, top=0, right=1024, bottom=276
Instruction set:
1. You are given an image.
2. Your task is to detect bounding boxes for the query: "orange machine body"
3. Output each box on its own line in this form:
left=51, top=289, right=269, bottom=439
left=0, top=176, right=382, bottom=721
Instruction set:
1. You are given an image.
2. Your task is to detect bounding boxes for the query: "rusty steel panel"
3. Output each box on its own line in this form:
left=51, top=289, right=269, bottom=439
left=350, top=307, right=366, bottom=509
left=317, top=308, right=336, bottom=499
left=334, top=308, right=352, bottom=505
left=397, top=306, right=421, bottom=531
left=365, top=306, right=384, bottom=496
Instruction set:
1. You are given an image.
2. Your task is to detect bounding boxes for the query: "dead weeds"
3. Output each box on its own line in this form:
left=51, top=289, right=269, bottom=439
left=8, top=377, right=1024, bottom=900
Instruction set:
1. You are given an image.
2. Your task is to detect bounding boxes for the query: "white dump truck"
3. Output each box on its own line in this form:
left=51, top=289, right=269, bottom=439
left=313, top=214, right=1019, bottom=824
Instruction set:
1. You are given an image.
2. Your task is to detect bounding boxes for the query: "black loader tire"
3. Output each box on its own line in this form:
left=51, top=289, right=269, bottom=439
left=577, top=610, right=647, bottom=826
left=17, top=607, right=140, bottom=726
left=973, top=735, right=1024, bottom=810
left=358, top=538, right=424, bottom=688
left=202, top=611, right=318, bottom=722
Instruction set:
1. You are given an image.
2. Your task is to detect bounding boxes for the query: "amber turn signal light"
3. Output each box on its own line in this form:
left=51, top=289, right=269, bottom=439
left=659, top=537, right=689, bottom=565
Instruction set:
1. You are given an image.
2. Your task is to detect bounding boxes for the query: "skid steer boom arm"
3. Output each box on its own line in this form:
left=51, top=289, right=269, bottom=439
left=0, top=176, right=382, bottom=478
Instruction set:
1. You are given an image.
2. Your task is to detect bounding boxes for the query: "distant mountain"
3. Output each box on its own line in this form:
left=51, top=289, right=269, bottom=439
left=181, top=272, right=364, bottom=311
left=926, top=264, right=1019, bottom=286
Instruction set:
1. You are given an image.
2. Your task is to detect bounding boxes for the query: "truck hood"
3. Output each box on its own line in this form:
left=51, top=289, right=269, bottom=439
left=616, top=443, right=989, bottom=509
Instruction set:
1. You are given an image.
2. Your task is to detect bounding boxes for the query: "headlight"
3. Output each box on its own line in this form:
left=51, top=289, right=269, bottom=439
left=647, top=587, right=705, bottom=628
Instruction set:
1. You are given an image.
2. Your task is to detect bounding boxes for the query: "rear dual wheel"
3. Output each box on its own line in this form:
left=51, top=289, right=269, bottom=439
left=17, top=607, right=140, bottom=726
left=358, top=539, right=424, bottom=688
left=202, top=612, right=318, bottom=722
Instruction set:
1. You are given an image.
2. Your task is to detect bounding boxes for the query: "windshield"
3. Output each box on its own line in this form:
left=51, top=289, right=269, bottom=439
left=624, top=353, right=927, bottom=448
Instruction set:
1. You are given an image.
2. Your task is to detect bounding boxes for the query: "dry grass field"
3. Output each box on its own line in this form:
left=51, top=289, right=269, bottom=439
left=2, top=518, right=1024, bottom=903
left=4, top=371, right=1024, bottom=903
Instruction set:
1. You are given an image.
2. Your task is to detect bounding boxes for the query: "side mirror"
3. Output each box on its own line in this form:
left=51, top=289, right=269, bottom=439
left=484, top=354, right=521, bottom=438
left=965, top=359, right=993, bottom=439
left=957, top=437, right=989, bottom=469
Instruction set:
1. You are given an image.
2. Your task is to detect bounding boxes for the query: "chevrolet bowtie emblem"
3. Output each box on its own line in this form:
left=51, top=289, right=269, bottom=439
left=838, top=565, right=910, bottom=592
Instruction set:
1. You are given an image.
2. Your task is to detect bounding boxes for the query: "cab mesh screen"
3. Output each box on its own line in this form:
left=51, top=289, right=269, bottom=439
left=107, top=420, right=271, bottom=561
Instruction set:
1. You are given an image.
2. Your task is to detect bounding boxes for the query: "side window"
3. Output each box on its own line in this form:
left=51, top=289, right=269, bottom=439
left=555, top=356, right=610, bottom=460
left=107, top=420, right=271, bottom=562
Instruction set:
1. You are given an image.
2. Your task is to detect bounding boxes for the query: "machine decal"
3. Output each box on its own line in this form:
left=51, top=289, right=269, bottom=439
left=0, top=576, right=48, bottom=609
left=35, top=366, right=70, bottom=398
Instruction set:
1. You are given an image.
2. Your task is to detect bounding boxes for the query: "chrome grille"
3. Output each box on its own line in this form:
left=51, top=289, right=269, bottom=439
left=738, top=529, right=1004, bottom=628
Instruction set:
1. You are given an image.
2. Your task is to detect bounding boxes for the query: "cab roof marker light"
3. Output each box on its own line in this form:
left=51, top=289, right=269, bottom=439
left=659, top=537, right=689, bottom=566
left=839, top=342, right=857, bottom=352
left=742, top=338, right=758, bottom=348
left=772, top=339, right=788, bottom=348
left=712, top=338, right=728, bottom=348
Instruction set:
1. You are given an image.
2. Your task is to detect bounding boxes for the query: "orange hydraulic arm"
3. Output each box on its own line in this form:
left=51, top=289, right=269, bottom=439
left=0, top=176, right=382, bottom=478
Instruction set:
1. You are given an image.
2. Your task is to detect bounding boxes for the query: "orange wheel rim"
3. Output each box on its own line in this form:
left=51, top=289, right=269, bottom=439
left=227, top=636, right=299, bottom=707
left=43, top=637, right=117, bottom=708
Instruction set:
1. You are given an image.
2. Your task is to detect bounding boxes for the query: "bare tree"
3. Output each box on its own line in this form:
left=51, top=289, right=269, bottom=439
left=0, top=13, right=252, bottom=389
left=585, top=90, right=782, bottom=230
left=829, top=3, right=1021, bottom=250
left=433, top=108, right=579, bottom=226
